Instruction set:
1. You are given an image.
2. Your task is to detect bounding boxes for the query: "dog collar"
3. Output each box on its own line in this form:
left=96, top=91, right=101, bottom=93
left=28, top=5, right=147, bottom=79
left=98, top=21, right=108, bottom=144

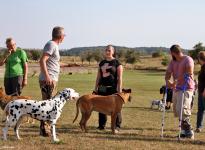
left=114, top=93, right=125, bottom=103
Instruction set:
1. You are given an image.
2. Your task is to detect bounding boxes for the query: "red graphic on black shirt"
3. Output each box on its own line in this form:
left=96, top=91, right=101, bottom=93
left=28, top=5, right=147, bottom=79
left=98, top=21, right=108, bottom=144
left=101, top=63, right=112, bottom=77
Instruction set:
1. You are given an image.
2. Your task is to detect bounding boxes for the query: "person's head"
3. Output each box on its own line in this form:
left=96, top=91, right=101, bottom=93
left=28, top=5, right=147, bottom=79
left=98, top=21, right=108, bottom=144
left=52, top=26, right=65, bottom=43
left=198, top=51, right=205, bottom=65
left=5, top=38, right=17, bottom=52
left=170, top=44, right=183, bottom=61
left=104, top=45, right=116, bottom=59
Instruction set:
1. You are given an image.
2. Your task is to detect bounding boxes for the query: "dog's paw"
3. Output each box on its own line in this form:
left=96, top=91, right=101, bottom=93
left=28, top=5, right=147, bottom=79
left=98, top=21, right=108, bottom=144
left=53, top=138, right=60, bottom=143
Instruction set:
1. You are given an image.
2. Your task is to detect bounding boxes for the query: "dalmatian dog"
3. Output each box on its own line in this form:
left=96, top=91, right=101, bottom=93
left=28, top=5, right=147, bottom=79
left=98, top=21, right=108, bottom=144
left=2, top=88, right=79, bottom=142
left=151, top=100, right=164, bottom=111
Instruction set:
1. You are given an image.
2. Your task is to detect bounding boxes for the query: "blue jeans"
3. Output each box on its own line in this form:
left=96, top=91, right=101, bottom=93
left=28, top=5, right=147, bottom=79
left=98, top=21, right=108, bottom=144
left=196, top=94, right=205, bottom=129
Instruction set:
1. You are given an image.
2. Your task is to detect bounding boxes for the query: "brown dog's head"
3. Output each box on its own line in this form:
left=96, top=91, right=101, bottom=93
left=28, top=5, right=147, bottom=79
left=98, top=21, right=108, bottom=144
left=119, top=88, right=132, bottom=103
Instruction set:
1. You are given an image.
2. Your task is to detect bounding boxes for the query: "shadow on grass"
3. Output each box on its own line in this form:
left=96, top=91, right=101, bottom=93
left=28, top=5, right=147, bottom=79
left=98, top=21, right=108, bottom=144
left=83, top=132, right=205, bottom=146
left=124, top=106, right=173, bottom=113
left=2, top=125, right=205, bottom=146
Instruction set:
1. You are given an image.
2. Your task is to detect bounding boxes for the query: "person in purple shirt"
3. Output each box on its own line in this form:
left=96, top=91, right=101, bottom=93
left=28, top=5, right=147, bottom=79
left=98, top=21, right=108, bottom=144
left=165, top=45, right=195, bottom=139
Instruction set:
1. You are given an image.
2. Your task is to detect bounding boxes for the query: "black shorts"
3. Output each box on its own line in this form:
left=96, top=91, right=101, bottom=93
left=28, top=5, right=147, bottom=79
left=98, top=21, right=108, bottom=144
left=4, top=76, right=23, bottom=96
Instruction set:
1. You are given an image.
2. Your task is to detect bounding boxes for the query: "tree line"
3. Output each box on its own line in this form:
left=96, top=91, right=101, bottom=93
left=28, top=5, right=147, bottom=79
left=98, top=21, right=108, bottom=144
left=79, top=49, right=140, bottom=65
left=0, top=43, right=204, bottom=66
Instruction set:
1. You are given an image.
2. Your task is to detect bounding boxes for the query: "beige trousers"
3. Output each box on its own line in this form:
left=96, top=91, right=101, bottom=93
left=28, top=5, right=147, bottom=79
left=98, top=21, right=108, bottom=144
left=172, top=90, right=193, bottom=119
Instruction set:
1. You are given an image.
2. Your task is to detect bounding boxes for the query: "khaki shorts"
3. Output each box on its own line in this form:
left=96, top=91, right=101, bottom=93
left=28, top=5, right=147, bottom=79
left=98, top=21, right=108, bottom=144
left=39, top=80, right=57, bottom=100
left=172, top=90, right=193, bottom=119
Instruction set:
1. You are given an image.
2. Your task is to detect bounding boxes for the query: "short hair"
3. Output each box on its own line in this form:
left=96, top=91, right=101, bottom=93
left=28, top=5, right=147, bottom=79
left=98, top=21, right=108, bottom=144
left=170, top=44, right=182, bottom=54
left=198, top=51, right=205, bottom=62
left=5, top=37, right=14, bottom=45
left=52, top=26, right=64, bottom=39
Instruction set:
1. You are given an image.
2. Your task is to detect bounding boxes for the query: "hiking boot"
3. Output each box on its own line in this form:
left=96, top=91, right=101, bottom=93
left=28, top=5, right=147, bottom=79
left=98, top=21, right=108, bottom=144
left=195, top=128, right=202, bottom=133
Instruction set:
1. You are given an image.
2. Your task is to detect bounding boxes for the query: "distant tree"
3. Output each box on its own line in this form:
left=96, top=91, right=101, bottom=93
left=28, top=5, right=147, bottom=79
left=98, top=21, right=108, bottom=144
left=189, top=42, right=205, bottom=60
left=29, top=50, right=42, bottom=61
left=116, top=49, right=126, bottom=62
left=80, top=52, right=87, bottom=64
left=92, top=50, right=103, bottom=63
left=85, top=51, right=93, bottom=65
left=152, top=51, right=163, bottom=58
left=125, top=50, right=139, bottom=64
left=161, top=56, right=169, bottom=66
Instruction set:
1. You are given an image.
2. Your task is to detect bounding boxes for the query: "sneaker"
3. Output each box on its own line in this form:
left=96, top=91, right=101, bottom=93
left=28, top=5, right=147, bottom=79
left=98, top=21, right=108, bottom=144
left=97, top=126, right=105, bottom=130
left=115, top=127, right=120, bottom=133
left=195, top=128, right=202, bottom=133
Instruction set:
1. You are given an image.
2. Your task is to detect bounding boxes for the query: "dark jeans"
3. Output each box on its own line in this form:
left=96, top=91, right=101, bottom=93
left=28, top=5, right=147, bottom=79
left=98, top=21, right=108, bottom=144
left=196, top=93, right=205, bottom=129
left=98, top=86, right=122, bottom=128
left=4, top=76, right=23, bottom=96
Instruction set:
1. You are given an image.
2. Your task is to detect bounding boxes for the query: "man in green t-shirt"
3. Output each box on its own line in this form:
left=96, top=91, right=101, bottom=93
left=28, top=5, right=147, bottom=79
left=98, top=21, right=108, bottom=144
left=0, top=38, right=28, bottom=95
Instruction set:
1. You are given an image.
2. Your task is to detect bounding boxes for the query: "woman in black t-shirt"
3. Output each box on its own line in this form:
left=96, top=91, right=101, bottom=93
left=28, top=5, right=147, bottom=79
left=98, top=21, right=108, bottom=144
left=94, top=45, right=123, bottom=131
left=196, top=51, right=205, bottom=132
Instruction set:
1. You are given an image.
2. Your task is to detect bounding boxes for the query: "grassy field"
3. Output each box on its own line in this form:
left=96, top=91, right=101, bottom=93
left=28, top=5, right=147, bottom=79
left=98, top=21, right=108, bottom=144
left=0, top=70, right=204, bottom=150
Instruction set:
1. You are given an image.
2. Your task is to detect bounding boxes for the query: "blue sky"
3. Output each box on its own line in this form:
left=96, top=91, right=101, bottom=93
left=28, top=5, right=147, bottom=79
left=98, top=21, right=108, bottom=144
left=0, top=0, right=205, bottom=49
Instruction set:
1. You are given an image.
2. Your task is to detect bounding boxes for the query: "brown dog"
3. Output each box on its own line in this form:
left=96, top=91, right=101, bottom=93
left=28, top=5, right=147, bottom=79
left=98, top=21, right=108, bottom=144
left=0, top=87, right=34, bottom=124
left=73, top=89, right=131, bottom=134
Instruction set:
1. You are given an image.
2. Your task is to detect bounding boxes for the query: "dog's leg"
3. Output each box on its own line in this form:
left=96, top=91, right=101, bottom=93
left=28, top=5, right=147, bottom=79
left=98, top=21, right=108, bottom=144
left=151, top=103, right=153, bottom=109
left=111, top=113, right=117, bottom=134
left=14, top=116, right=24, bottom=140
left=2, top=126, right=8, bottom=140
left=79, top=112, right=86, bottom=132
left=51, top=121, right=59, bottom=142
left=83, top=112, right=91, bottom=133
left=2, top=116, right=10, bottom=140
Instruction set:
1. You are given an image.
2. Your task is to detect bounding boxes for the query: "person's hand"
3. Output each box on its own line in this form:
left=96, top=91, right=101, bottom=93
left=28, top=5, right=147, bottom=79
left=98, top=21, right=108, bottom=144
left=5, top=50, right=11, bottom=58
left=202, top=89, right=205, bottom=97
left=45, top=75, right=53, bottom=85
left=22, top=78, right=27, bottom=88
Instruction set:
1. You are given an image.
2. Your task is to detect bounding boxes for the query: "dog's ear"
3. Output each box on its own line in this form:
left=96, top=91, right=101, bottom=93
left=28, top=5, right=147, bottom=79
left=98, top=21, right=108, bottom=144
left=127, top=89, right=131, bottom=93
left=122, top=88, right=131, bottom=93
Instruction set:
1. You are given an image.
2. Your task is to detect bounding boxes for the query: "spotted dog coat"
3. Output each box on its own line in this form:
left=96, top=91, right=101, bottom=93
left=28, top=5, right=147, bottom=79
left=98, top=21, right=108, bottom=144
left=151, top=100, right=163, bottom=111
left=2, top=88, right=79, bottom=142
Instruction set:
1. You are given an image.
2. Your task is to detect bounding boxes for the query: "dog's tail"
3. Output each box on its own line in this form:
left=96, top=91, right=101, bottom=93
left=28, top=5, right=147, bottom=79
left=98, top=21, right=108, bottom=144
left=73, top=98, right=80, bottom=123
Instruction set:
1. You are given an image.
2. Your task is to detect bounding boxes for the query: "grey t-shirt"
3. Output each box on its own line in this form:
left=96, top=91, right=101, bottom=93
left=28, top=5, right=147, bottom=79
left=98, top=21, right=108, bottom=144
left=39, top=40, right=60, bottom=81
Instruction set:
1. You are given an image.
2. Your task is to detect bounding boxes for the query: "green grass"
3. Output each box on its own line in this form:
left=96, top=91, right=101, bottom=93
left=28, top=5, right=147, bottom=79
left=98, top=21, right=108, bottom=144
left=0, top=70, right=204, bottom=150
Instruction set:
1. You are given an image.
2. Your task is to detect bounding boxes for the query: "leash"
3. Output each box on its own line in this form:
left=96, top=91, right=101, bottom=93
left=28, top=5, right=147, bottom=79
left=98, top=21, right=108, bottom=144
left=9, top=91, right=19, bottom=96
left=178, top=73, right=189, bottom=140
left=114, top=93, right=125, bottom=103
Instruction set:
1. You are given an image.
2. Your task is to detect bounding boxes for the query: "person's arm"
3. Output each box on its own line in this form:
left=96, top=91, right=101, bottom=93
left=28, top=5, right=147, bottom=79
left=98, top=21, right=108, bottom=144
left=22, top=62, right=28, bottom=87
left=165, top=70, right=176, bottom=88
left=0, top=51, right=11, bottom=66
left=117, top=65, right=123, bottom=93
left=94, top=68, right=101, bottom=93
left=40, top=53, right=53, bottom=85
left=185, top=60, right=194, bottom=78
